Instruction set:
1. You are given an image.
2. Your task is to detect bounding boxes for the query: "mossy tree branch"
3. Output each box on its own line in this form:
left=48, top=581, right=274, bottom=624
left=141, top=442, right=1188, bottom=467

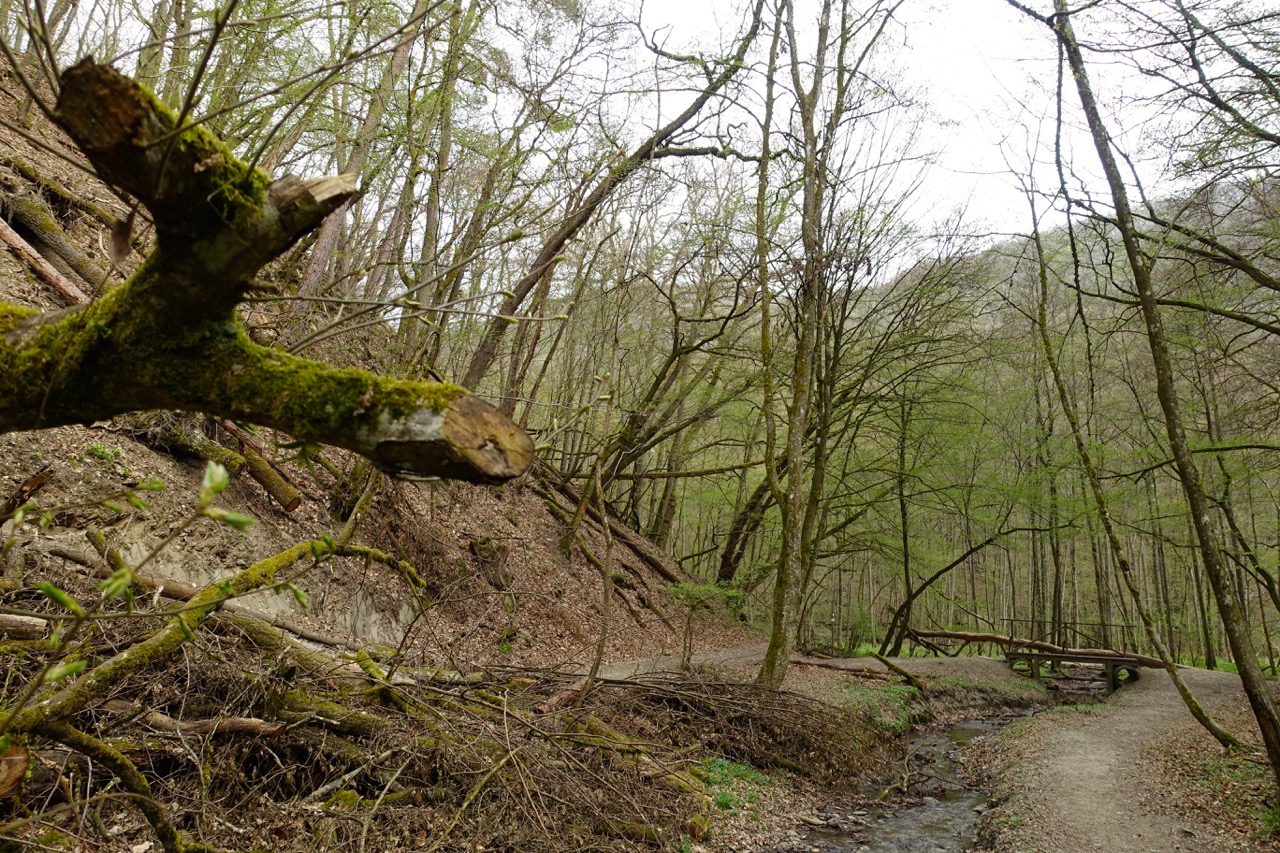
left=36, top=720, right=188, bottom=853
left=5, top=540, right=320, bottom=734
left=0, top=59, right=532, bottom=483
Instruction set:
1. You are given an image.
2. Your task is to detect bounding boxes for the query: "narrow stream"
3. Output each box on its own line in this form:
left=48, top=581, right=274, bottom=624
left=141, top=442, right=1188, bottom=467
left=796, top=719, right=1002, bottom=852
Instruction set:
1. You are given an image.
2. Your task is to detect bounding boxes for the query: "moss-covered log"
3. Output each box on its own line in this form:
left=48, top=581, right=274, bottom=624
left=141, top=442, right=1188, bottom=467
left=241, top=444, right=302, bottom=511
left=139, top=418, right=247, bottom=474
left=0, top=150, right=121, bottom=227
left=2, top=193, right=106, bottom=289
left=0, top=59, right=532, bottom=483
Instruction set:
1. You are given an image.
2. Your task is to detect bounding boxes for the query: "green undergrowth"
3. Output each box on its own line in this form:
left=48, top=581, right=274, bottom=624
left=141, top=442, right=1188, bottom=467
left=702, top=758, right=770, bottom=816
left=930, top=674, right=1050, bottom=711
left=1157, top=734, right=1278, bottom=842
left=837, top=681, right=925, bottom=735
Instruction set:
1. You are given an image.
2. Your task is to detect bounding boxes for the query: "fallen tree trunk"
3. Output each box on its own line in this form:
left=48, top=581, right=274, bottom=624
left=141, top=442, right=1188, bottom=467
left=0, top=614, right=47, bottom=639
left=0, top=149, right=122, bottom=227
left=240, top=444, right=302, bottom=512
left=0, top=59, right=533, bottom=484
left=0, top=215, right=88, bottom=305
left=3, top=193, right=107, bottom=290
left=101, top=700, right=286, bottom=737
left=908, top=628, right=1165, bottom=668
left=548, top=481, right=682, bottom=584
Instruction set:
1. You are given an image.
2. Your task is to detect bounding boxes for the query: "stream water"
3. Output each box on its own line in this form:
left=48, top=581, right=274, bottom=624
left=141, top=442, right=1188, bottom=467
left=794, top=719, right=1002, bottom=852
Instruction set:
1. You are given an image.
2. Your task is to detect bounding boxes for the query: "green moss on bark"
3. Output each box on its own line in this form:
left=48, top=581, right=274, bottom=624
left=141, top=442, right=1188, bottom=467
left=9, top=540, right=326, bottom=733
left=93, top=67, right=269, bottom=232
left=0, top=302, right=38, bottom=333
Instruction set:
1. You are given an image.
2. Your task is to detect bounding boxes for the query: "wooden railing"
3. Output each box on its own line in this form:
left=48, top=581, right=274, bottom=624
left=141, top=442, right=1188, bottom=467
left=1002, top=618, right=1135, bottom=655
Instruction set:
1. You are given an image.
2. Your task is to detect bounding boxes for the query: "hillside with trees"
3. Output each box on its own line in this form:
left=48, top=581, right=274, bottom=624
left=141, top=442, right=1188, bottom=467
left=0, top=0, right=1279, bottom=850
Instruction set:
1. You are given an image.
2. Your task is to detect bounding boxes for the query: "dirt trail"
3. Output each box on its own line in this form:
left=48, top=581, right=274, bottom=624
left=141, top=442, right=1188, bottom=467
left=601, top=645, right=1266, bottom=851
left=988, top=667, right=1254, bottom=852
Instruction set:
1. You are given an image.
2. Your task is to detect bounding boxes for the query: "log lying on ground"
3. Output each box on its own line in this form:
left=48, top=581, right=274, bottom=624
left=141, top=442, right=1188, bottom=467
left=240, top=444, right=302, bottom=511
left=909, top=628, right=1165, bottom=668
left=0, top=59, right=532, bottom=483
left=0, top=215, right=88, bottom=305
left=0, top=614, right=47, bottom=639
left=101, top=700, right=286, bottom=737
left=0, top=149, right=121, bottom=227
left=547, top=480, right=682, bottom=584
left=133, top=417, right=246, bottom=474
left=3, top=193, right=106, bottom=290
left=80, top=530, right=388, bottom=655
left=215, top=418, right=305, bottom=510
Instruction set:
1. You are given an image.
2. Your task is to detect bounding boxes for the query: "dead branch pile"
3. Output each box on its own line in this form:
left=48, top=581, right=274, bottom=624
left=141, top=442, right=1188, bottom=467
left=0, top=560, right=673, bottom=851
left=573, top=673, right=874, bottom=783
left=0, top=542, right=883, bottom=853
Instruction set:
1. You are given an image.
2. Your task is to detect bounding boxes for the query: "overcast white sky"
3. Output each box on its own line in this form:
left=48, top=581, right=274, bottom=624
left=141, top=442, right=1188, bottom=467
left=631, top=0, right=1170, bottom=236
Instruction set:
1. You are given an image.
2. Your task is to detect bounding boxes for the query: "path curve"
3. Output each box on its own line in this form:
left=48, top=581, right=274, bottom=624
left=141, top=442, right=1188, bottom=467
left=988, top=667, right=1251, bottom=852
left=596, top=645, right=1262, bottom=851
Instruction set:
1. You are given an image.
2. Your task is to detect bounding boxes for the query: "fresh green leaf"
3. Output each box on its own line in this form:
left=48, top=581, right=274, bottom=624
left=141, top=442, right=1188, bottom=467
left=199, top=461, right=230, bottom=506
left=46, top=659, right=88, bottom=682
left=217, top=510, right=254, bottom=531
left=36, top=583, right=85, bottom=617
left=287, top=584, right=310, bottom=609
left=100, top=568, right=135, bottom=600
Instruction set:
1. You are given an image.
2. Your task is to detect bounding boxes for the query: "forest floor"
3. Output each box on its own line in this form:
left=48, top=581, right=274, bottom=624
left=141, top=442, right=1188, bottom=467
left=625, top=646, right=1280, bottom=852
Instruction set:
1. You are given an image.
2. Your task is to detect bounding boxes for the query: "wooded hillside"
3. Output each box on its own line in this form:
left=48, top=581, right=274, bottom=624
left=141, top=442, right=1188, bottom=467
left=1, top=0, right=1279, bottom=848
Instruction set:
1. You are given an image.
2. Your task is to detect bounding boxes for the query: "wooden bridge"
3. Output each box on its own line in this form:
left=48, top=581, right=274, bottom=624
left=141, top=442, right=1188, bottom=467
left=907, top=621, right=1149, bottom=695
left=1001, top=619, right=1142, bottom=694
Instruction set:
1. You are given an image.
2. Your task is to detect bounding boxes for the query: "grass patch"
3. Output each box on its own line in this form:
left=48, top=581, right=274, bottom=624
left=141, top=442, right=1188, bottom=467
left=1259, top=803, right=1280, bottom=841
left=837, top=680, right=923, bottom=735
left=936, top=674, right=1047, bottom=699
left=703, top=758, right=769, bottom=787
left=702, top=758, right=769, bottom=814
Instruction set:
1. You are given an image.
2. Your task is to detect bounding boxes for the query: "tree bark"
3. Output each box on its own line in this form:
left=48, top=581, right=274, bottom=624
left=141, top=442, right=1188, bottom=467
left=0, top=59, right=532, bottom=483
left=1027, top=0, right=1277, bottom=774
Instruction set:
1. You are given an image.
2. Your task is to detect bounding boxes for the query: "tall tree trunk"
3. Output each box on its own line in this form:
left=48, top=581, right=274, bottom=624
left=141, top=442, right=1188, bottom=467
left=885, top=398, right=913, bottom=656
left=1028, top=0, right=1276, bottom=764
left=754, top=0, right=791, bottom=689
left=296, top=0, right=436, bottom=303
left=1026, top=192, right=1239, bottom=749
